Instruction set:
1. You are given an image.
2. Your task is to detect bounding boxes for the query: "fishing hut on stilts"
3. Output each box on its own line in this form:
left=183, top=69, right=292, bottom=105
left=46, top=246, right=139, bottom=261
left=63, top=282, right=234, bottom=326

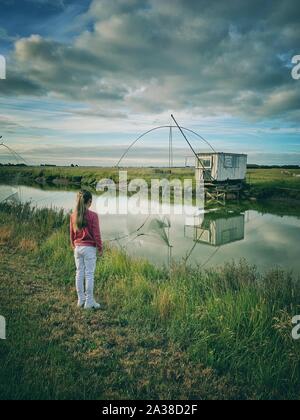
left=116, top=115, right=248, bottom=204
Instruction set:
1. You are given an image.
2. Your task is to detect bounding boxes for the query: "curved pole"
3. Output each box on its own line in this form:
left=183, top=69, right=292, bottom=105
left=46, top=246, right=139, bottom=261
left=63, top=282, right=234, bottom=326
left=116, top=125, right=170, bottom=168
left=185, top=127, right=217, bottom=154
left=0, top=143, right=19, bottom=164
left=115, top=125, right=216, bottom=167
left=0, top=142, right=28, bottom=165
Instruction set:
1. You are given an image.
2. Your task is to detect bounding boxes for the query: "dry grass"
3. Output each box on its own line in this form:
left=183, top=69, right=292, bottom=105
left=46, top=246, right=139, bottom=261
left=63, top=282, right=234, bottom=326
left=0, top=226, right=13, bottom=245
left=18, top=239, right=38, bottom=252
left=153, top=287, right=176, bottom=321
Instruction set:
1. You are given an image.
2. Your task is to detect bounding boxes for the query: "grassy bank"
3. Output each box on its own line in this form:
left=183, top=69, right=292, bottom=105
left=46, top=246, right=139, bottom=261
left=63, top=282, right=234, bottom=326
left=1, top=202, right=300, bottom=400
left=246, top=168, right=300, bottom=201
left=247, top=168, right=300, bottom=189
left=1, top=166, right=300, bottom=202
left=0, top=166, right=195, bottom=187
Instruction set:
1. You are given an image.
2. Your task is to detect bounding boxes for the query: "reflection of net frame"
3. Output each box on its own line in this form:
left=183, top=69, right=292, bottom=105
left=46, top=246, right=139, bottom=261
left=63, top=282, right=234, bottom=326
left=0, top=186, right=19, bottom=203
left=0, top=315, right=6, bottom=340
left=0, top=142, right=25, bottom=203
left=0, top=54, right=6, bottom=80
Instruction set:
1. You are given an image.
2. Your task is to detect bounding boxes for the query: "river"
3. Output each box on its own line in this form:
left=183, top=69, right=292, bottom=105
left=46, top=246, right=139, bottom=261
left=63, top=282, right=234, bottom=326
left=1, top=183, right=300, bottom=274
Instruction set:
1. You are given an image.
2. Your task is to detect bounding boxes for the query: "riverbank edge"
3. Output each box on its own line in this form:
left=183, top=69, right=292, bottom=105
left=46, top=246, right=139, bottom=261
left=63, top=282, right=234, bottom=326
left=1, top=167, right=300, bottom=204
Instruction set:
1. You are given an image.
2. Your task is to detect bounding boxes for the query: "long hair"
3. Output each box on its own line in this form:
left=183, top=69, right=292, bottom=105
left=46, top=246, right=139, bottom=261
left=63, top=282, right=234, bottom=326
left=74, top=190, right=92, bottom=231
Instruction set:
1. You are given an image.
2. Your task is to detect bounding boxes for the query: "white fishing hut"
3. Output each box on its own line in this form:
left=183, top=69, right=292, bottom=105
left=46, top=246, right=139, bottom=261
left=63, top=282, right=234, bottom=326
left=196, top=153, right=247, bottom=183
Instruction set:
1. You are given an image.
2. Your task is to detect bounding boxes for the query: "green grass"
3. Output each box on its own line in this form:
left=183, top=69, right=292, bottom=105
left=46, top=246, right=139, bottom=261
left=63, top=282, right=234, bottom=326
left=247, top=168, right=300, bottom=188
left=1, top=202, right=300, bottom=399
left=0, top=165, right=195, bottom=187
left=1, top=166, right=300, bottom=202
left=246, top=168, right=300, bottom=200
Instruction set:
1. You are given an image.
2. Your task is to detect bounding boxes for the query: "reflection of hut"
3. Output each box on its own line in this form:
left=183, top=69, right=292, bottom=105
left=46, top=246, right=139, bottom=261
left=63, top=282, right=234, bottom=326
left=185, top=213, right=245, bottom=247
left=196, top=153, right=247, bottom=183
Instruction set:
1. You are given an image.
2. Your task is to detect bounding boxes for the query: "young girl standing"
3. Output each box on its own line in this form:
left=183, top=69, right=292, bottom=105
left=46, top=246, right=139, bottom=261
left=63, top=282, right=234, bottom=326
left=70, top=191, right=103, bottom=309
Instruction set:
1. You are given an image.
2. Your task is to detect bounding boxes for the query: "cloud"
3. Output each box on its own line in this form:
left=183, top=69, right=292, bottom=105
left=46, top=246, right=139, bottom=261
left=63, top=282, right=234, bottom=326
left=0, top=0, right=299, bottom=123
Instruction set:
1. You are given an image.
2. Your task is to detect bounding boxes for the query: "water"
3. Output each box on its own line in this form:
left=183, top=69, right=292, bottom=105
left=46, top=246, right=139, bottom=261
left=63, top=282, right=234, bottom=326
left=1, top=183, right=300, bottom=274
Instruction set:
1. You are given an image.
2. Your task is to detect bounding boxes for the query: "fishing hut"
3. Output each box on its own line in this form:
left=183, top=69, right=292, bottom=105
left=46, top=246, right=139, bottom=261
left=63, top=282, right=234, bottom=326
left=169, top=116, right=247, bottom=203
left=195, top=153, right=247, bottom=183
left=116, top=115, right=248, bottom=203
left=195, top=152, right=248, bottom=203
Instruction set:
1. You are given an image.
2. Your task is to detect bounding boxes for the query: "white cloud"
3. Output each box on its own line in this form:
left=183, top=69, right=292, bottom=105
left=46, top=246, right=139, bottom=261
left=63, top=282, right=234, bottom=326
left=0, top=0, right=298, bottom=122
left=0, top=0, right=299, bottom=166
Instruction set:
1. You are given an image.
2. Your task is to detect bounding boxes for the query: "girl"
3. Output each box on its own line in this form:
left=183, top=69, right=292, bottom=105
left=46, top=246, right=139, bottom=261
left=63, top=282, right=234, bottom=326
left=70, top=190, right=103, bottom=309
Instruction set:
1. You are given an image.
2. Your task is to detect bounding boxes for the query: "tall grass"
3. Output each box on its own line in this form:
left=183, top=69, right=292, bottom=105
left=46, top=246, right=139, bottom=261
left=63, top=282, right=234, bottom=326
left=1, top=202, right=300, bottom=399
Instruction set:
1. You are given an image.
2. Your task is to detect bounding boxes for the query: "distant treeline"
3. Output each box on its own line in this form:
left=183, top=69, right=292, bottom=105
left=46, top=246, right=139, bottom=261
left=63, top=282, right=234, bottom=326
left=0, top=163, right=27, bottom=167
left=247, top=164, right=300, bottom=169
left=1, top=163, right=299, bottom=170
left=0, top=163, right=77, bottom=167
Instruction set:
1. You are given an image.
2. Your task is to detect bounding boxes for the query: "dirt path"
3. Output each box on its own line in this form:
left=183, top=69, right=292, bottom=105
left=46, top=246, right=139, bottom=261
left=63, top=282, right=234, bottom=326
left=0, top=247, right=235, bottom=400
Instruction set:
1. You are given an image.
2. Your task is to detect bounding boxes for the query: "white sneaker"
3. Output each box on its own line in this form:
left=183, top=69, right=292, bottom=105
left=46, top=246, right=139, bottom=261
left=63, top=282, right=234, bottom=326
left=84, top=301, right=101, bottom=310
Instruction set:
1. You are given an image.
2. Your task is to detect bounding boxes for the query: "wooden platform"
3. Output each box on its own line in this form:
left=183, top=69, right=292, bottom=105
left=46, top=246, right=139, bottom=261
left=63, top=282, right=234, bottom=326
left=204, top=181, right=244, bottom=204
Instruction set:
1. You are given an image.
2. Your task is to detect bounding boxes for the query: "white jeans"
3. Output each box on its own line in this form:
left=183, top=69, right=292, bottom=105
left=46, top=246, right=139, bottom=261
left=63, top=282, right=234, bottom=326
left=74, top=246, right=97, bottom=305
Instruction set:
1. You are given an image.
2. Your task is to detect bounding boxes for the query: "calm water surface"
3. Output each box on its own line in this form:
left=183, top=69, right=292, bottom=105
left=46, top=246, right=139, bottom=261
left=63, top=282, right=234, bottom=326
left=1, top=183, right=300, bottom=274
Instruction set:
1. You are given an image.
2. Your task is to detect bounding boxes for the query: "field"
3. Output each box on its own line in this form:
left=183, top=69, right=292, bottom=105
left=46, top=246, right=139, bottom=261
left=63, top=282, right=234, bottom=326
left=247, top=168, right=300, bottom=191
left=1, top=201, right=300, bottom=400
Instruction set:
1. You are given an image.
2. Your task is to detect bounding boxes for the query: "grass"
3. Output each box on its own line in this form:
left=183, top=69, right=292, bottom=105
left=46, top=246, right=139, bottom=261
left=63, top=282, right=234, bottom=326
left=1, top=166, right=300, bottom=202
left=0, top=166, right=195, bottom=187
left=1, top=202, right=300, bottom=400
left=247, top=168, right=300, bottom=189
left=246, top=168, right=300, bottom=201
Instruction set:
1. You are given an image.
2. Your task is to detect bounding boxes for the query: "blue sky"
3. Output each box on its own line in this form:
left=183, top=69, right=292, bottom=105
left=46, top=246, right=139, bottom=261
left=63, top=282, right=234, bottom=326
left=0, top=0, right=299, bottom=166
left=0, top=0, right=91, bottom=46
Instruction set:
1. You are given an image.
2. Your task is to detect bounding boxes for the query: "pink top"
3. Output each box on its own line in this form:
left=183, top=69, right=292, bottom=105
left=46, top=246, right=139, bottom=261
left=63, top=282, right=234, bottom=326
left=70, top=210, right=103, bottom=254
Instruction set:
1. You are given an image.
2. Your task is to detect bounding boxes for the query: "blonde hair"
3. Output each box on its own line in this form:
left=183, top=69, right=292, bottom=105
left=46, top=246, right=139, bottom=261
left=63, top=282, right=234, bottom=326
left=74, top=190, right=92, bottom=231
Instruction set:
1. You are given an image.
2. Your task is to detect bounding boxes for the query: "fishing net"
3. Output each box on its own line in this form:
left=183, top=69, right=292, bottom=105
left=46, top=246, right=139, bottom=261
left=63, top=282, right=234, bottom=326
left=0, top=142, right=23, bottom=204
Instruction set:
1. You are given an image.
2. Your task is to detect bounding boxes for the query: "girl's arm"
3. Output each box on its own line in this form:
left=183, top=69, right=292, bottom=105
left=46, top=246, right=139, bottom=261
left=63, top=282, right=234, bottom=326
left=92, top=213, right=103, bottom=256
left=70, top=216, right=75, bottom=249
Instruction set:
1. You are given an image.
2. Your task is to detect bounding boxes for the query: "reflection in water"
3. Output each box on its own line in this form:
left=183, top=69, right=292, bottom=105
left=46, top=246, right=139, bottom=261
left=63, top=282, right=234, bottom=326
left=1, top=183, right=300, bottom=274
left=183, top=212, right=245, bottom=267
left=108, top=214, right=174, bottom=268
left=185, top=213, right=245, bottom=247
left=142, top=217, right=172, bottom=247
left=136, top=216, right=173, bottom=269
left=0, top=186, right=19, bottom=203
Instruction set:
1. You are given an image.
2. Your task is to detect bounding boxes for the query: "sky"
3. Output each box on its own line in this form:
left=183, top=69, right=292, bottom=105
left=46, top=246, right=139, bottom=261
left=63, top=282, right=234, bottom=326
left=0, top=0, right=299, bottom=166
